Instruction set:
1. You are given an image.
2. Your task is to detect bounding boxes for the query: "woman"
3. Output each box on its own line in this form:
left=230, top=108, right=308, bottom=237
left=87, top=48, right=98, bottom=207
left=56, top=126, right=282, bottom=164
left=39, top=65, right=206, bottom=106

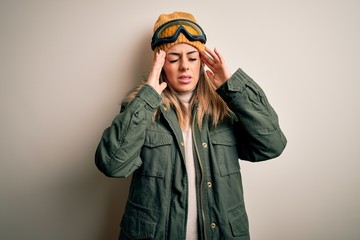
left=95, top=12, right=287, bottom=240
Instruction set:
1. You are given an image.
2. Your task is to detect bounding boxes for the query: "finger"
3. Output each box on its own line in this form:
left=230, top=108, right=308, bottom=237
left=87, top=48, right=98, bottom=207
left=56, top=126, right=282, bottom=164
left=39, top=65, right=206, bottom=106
left=153, top=51, right=165, bottom=76
left=200, top=52, right=211, bottom=67
left=200, top=51, right=216, bottom=70
left=214, top=48, right=225, bottom=63
left=205, top=46, right=219, bottom=62
left=148, top=51, right=165, bottom=85
left=156, top=50, right=166, bottom=66
left=158, top=81, right=167, bottom=92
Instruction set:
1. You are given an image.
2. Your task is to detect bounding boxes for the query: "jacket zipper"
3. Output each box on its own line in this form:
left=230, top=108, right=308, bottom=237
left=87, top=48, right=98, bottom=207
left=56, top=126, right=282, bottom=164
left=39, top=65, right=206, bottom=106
left=192, top=117, right=207, bottom=240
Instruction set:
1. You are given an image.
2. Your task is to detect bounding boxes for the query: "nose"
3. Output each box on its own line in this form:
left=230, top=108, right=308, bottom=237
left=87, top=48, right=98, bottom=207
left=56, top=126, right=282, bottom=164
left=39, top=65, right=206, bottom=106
left=179, top=58, right=189, bottom=71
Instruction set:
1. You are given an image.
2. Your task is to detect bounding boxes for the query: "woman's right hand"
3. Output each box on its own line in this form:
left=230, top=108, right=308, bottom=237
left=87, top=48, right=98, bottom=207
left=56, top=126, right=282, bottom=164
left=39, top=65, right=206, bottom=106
left=146, top=50, right=167, bottom=94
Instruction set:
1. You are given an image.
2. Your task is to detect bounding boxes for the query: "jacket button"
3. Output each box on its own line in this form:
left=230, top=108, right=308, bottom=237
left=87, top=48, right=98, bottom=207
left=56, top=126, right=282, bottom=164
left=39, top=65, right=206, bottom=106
left=180, top=141, right=184, bottom=147
left=163, top=107, right=168, bottom=112
left=211, top=223, right=216, bottom=229
left=202, top=142, right=207, bottom=148
left=207, top=181, right=212, bottom=188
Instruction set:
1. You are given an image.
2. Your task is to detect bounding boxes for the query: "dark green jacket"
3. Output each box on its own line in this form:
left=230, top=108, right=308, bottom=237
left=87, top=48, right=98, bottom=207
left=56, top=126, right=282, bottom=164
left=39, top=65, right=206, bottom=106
left=95, top=68, right=287, bottom=239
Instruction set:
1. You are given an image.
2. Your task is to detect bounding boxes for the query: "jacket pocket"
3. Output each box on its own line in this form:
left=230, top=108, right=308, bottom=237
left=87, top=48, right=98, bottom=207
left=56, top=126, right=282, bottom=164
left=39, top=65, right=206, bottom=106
left=210, top=127, right=240, bottom=176
left=120, top=200, right=157, bottom=239
left=228, top=205, right=249, bottom=237
left=140, top=130, right=173, bottom=178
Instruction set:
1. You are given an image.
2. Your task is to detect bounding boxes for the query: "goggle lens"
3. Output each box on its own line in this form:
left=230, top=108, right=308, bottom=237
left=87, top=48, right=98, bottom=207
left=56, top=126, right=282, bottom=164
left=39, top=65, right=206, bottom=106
left=151, top=19, right=207, bottom=50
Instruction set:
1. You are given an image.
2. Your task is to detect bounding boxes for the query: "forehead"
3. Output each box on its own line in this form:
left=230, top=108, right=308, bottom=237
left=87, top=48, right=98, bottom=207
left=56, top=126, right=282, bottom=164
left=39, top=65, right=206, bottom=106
left=166, top=43, right=198, bottom=53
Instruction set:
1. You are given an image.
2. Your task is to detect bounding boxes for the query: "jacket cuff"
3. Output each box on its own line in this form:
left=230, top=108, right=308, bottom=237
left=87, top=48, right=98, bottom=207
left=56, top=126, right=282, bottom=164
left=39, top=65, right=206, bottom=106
left=136, top=84, right=162, bottom=109
left=216, top=68, right=251, bottom=102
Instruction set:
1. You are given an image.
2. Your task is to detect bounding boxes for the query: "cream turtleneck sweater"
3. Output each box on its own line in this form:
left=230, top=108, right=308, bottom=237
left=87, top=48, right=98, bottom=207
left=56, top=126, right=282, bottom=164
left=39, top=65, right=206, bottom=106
left=177, top=91, right=198, bottom=240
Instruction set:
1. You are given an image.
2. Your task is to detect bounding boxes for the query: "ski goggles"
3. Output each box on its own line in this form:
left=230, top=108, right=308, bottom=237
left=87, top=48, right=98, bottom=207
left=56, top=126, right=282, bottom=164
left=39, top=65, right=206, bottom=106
left=151, top=19, right=207, bottom=50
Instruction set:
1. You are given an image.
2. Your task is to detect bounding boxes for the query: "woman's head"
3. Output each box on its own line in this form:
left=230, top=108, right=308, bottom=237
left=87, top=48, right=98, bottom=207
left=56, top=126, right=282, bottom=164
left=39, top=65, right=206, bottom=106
left=151, top=12, right=207, bottom=93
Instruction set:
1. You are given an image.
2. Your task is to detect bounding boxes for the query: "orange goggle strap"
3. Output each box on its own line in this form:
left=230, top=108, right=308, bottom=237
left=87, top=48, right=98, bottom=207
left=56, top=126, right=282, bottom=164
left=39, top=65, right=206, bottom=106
left=151, top=19, right=207, bottom=50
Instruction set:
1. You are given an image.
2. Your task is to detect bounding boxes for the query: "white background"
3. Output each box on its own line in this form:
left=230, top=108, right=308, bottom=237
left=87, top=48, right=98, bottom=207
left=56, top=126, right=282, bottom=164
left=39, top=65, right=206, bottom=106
left=1, top=0, right=359, bottom=239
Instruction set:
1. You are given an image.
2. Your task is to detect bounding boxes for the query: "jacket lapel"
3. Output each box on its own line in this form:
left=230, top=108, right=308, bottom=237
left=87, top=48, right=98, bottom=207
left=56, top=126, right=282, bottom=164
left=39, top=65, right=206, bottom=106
left=160, top=105, right=186, bottom=160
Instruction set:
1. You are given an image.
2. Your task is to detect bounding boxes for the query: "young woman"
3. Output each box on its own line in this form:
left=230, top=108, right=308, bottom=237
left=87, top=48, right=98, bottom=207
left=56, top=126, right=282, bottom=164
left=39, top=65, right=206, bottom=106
left=95, top=12, right=287, bottom=240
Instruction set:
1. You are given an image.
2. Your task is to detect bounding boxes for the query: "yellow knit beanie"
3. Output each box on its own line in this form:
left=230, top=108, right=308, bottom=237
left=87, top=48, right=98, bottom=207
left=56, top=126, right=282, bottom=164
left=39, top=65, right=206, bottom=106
left=152, top=12, right=206, bottom=52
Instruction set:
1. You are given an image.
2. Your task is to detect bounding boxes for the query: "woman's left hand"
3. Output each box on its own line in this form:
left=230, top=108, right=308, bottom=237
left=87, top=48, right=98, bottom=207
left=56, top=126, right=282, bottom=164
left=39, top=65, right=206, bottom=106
left=200, top=47, right=231, bottom=88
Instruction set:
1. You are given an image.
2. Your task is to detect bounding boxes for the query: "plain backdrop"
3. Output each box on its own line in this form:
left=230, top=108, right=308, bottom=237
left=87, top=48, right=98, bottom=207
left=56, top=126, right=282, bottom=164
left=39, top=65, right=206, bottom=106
left=1, top=0, right=359, bottom=239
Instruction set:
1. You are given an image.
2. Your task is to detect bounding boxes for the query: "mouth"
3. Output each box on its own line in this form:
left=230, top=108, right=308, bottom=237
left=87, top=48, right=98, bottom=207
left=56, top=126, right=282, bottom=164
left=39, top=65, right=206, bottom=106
left=178, top=75, right=192, bottom=84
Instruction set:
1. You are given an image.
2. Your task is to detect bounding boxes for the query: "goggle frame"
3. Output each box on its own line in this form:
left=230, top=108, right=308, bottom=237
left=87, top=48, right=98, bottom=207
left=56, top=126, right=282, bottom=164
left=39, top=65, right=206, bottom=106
left=151, top=19, right=207, bottom=50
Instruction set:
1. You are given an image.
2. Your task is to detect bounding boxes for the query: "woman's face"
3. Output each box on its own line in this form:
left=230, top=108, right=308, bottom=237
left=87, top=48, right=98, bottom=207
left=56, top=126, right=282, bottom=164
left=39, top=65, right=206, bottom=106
left=163, top=43, right=201, bottom=93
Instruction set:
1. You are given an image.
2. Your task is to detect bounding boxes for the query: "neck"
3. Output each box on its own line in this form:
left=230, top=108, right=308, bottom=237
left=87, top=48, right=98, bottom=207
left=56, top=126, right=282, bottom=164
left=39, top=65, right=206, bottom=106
left=176, top=90, right=194, bottom=131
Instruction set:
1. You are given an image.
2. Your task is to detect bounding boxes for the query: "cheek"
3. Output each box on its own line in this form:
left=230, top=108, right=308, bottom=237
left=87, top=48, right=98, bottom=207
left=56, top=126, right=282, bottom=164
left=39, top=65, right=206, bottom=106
left=162, top=73, right=174, bottom=88
left=163, top=65, right=176, bottom=80
left=194, top=64, right=202, bottom=80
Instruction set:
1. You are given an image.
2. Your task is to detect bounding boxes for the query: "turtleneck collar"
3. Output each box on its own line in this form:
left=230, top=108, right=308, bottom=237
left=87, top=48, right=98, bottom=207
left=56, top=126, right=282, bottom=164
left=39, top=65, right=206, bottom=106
left=177, top=90, right=194, bottom=104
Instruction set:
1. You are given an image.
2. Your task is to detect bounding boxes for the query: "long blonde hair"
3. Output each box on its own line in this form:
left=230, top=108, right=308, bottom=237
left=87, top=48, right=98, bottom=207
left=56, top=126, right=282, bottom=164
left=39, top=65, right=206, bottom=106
left=123, top=65, right=231, bottom=129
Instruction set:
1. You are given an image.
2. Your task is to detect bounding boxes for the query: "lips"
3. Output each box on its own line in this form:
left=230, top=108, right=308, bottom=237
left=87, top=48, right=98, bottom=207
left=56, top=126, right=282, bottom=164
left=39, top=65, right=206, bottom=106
left=178, top=75, right=192, bottom=84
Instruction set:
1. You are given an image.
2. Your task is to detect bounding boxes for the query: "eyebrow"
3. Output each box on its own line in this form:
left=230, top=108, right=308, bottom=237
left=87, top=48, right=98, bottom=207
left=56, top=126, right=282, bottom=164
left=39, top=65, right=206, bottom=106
left=167, top=50, right=198, bottom=56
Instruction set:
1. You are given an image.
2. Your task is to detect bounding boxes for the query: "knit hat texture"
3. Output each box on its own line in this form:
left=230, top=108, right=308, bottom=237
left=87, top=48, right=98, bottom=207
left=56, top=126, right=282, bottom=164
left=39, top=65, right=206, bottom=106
left=152, top=12, right=206, bottom=52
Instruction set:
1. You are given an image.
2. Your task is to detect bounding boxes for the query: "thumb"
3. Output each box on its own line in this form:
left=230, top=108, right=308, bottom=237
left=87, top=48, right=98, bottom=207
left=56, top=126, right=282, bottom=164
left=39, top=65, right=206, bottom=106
left=206, top=70, right=214, bottom=81
left=158, top=82, right=167, bottom=94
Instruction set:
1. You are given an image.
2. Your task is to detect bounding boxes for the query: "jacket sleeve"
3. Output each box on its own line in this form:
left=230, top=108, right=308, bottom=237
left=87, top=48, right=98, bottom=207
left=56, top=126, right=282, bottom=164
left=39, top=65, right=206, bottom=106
left=216, top=68, right=287, bottom=161
left=95, top=84, right=161, bottom=177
